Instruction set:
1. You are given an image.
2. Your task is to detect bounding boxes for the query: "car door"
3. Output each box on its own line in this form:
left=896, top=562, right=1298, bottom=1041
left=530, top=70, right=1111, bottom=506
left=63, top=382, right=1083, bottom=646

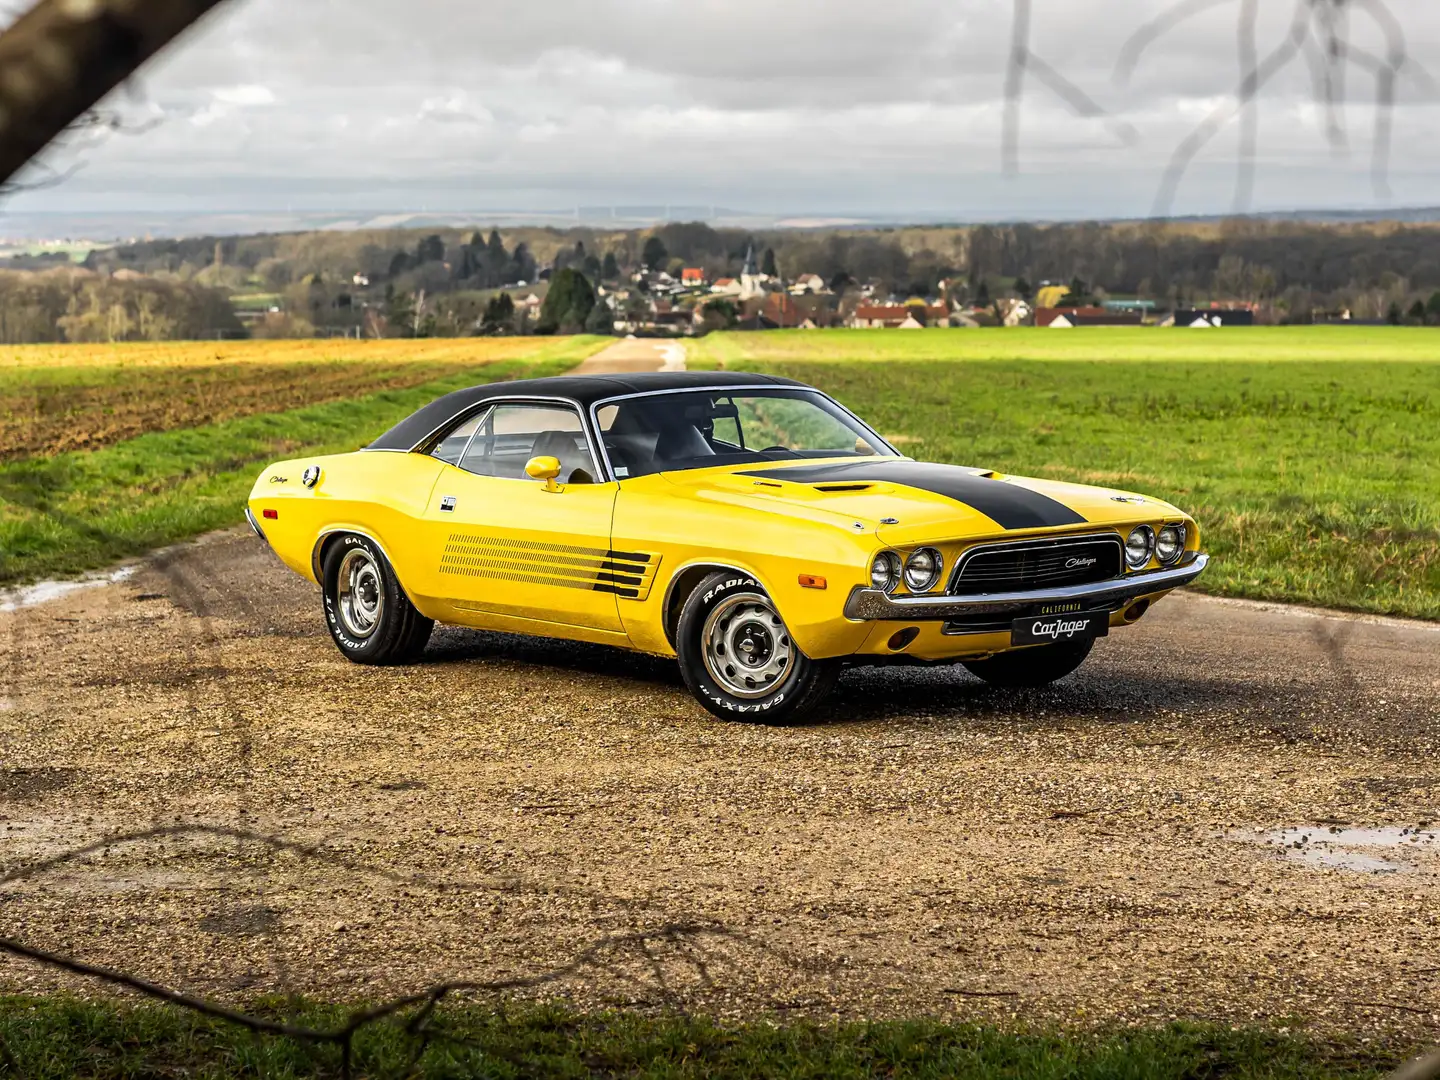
left=420, top=400, right=624, bottom=634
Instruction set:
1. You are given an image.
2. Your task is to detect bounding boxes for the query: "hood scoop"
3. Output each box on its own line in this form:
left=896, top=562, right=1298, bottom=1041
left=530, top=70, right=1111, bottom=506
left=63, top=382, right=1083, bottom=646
left=750, top=478, right=876, bottom=494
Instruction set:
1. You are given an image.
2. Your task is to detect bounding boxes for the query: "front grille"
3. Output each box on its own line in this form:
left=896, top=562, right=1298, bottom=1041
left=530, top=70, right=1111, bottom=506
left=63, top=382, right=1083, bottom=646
left=949, top=536, right=1123, bottom=596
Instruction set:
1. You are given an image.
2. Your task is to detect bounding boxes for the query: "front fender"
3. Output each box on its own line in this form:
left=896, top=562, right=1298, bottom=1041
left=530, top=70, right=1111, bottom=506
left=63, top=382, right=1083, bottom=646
left=611, top=478, right=874, bottom=658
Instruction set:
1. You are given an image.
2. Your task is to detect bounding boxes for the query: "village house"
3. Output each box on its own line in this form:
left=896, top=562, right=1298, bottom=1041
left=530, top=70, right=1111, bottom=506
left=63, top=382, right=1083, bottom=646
left=848, top=303, right=950, bottom=329
left=1169, top=307, right=1256, bottom=327
left=850, top=304, right=912, bottom=329
left=681, top=267, right=706, bottom=288
left=1036, top=305, right=1142, bottom=328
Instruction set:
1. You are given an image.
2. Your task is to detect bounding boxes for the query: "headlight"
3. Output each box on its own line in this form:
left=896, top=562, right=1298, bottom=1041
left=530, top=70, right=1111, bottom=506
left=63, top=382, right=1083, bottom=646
left=1156, top=524, right=1186, bottom=565
left=903, top=548, right=943, bottom=593
left=1125, top=525, right=1155, bottom=569
left=870, top=552, right=902, bottom=594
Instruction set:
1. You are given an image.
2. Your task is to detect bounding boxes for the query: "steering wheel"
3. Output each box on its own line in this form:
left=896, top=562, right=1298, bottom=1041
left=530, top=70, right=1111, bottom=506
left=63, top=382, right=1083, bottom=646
left=761, top=445, right=800, bottom=456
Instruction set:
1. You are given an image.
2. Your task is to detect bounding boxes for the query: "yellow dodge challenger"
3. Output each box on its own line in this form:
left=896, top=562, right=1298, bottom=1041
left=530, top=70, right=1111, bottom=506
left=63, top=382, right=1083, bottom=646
left=247, top=371, right=1208, bottom=721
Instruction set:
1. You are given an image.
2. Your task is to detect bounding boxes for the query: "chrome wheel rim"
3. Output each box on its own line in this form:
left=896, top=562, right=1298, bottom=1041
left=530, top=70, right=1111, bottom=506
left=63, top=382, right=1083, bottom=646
left=336, top=549, right=384, bottom=640
left=701, top=592, right=795, bottom=700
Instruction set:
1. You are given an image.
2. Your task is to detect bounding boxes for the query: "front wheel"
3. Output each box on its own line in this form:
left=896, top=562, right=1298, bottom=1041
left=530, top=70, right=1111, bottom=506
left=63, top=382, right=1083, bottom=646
left=676, top=572, right=838, bottom=722
left=961, top=638, right=1094, bottom=688
left=321, top=534, right=433, bottom=665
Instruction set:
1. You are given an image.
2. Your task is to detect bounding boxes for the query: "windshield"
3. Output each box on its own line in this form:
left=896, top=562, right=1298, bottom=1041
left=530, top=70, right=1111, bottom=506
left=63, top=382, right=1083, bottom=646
left=595, top=389, right=896, bottom=479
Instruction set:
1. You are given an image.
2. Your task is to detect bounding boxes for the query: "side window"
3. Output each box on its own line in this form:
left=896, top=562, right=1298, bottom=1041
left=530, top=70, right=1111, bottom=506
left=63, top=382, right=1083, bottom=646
left=708, top=398, right=744, bottom=449
left=458, top=403, right=594, bottom=482
left=431, top=408, right=489, bottom=467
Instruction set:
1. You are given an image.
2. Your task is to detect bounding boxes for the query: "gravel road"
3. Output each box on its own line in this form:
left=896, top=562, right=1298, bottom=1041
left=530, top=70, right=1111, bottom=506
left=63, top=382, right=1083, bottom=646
left=2, top=528, right=1438, bottom=1037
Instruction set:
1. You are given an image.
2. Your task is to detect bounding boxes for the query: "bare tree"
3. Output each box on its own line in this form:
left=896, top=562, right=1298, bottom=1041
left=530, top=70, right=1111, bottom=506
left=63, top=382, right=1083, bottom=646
left=0, top=0, right=228, bottom=188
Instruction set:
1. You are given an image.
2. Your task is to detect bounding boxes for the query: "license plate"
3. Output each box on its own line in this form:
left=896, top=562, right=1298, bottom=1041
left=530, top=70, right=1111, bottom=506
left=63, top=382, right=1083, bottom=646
left=1011, top=609, right=1110, bottom=646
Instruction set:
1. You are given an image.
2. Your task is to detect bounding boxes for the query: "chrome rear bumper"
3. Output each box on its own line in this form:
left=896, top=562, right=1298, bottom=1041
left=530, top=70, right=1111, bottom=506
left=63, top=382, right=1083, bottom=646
left=244, top=506, right=268, bottom=544
left=843, top=553, right=1209, bottom=622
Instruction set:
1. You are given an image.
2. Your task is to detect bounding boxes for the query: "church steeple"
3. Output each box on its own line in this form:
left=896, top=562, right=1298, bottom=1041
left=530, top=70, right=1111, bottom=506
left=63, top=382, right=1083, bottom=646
left=740, top=241, right=763, bottom=300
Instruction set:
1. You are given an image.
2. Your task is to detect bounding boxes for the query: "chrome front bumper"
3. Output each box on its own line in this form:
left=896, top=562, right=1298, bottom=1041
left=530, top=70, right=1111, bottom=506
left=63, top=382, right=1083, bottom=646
left=843, top=553, right=1209, bottom=622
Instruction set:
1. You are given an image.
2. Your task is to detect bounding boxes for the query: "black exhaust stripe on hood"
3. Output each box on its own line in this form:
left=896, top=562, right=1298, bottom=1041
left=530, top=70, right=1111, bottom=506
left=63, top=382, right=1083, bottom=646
left=738, top=461, right=1087, bottom=530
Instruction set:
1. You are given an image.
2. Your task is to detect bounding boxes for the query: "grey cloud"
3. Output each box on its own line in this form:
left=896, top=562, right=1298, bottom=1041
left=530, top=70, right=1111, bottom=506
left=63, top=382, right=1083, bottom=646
left=7, top=0, right=1440, bottom=222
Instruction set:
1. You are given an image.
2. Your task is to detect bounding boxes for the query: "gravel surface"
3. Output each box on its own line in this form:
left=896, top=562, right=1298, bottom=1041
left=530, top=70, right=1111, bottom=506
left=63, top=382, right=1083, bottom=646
left=2, top=529, right=1438, bottom=1037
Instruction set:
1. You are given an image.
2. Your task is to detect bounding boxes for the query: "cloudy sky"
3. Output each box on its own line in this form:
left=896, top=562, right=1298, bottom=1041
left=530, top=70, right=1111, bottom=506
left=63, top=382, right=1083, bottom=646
left=8, top=0, right=1440, bottom=223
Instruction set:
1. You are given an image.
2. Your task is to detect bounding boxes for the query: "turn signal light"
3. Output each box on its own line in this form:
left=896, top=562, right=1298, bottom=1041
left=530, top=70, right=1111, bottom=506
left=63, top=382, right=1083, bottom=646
left=798, top=574, right=827, bottom=590
left=262, top=509, right=278, bottom=520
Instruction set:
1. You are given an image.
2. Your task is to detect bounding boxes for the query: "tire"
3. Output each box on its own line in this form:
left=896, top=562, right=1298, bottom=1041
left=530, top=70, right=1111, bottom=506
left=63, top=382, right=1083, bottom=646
left=961, top=638, right=1094, bottom=688
left=675, top=572, right=839, bottom=722
left=321, top=534, right=433, bottom=665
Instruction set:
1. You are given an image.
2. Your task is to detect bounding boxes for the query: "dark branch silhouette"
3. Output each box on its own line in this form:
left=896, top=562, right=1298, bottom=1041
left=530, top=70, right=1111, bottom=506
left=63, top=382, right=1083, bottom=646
left=1120, top=0, right=1428, bottom=216
left=1234, top=0, right=1260, bottom=212
left=1001, top=0, right=1136, bottom=176
left=0, top=0, right=226, bottom=187
left=0, top=924, right=734, bottom=1080
left=1113, top=0, right=1236, bottom=86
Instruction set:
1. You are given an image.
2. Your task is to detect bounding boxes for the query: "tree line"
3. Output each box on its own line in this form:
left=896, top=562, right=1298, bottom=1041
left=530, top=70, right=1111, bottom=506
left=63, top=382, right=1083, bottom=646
left=5, top=216, right=1440, bottom=342
left=0, top=268, right=242, bottom=344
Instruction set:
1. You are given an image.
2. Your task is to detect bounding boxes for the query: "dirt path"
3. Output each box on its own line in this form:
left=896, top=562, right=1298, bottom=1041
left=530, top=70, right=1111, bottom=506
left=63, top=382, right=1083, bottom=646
left=2, top=529, right=1438, bottom=1036
left=574, top=337, right=686, bottom=374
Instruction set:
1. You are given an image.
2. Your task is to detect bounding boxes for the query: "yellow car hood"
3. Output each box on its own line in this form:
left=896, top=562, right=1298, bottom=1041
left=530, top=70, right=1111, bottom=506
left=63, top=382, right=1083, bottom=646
left=659, top=458, right=1186, bottom=544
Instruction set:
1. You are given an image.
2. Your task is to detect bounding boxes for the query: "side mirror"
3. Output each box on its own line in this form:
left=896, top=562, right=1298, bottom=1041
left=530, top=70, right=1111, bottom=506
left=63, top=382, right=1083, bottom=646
left=525, top=455, right=563, bottom=492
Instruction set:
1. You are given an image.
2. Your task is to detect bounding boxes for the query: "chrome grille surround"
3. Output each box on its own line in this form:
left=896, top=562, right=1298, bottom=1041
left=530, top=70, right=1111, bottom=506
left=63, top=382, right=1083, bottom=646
left=948, top=533, right=1124, bottom=596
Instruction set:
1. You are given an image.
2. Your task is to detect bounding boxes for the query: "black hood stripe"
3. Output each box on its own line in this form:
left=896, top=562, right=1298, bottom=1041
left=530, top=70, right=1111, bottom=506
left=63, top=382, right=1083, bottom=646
left=739, top=461, right=1087, bottom=531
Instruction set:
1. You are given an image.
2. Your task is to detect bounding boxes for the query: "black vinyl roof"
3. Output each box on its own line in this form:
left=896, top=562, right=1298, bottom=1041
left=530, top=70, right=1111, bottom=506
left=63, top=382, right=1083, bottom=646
left=368, top=370, right=808, bottom=451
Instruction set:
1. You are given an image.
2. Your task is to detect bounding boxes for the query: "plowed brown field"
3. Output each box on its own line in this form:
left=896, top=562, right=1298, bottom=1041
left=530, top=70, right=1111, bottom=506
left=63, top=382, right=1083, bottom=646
left=0, top=339, right=582, bottom=461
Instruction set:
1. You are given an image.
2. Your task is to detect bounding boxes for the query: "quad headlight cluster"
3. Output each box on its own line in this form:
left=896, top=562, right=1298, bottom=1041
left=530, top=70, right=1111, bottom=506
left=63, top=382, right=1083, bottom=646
left=870, top=548, right=944, bottom=595
left=1126, top=523, right=1188, bottom=569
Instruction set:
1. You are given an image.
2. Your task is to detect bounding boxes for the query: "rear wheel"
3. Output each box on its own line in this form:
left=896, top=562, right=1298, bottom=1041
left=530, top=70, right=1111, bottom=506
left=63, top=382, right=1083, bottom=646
left=321, top=534, right=432, bottom=665
left=676, top=572, right=838, bottom=722
left=961, top=638, right=1094, bottom=688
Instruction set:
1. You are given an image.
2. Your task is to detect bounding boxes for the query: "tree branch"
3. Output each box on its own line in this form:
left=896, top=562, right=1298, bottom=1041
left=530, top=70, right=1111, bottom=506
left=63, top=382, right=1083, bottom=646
left=0, top=0, right=228, bottom=187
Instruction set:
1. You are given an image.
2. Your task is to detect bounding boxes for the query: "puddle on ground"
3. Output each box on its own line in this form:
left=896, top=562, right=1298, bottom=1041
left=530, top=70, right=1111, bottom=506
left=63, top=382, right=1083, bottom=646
left=0, top=566, right=136, bottom=613
left=1235, top=825, right=1439, bottom=873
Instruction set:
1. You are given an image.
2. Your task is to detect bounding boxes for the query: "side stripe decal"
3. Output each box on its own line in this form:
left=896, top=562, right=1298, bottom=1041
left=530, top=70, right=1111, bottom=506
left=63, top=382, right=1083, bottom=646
left=440, top=532, right=660, bottom=600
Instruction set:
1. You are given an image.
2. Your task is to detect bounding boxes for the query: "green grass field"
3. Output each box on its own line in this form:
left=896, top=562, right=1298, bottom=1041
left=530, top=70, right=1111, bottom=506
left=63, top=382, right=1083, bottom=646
left=0, top=996, right=1407, bottom=1079
left=692, top=326, right=1440, bottom=364
left=690, top=329, right=1440, bottom=619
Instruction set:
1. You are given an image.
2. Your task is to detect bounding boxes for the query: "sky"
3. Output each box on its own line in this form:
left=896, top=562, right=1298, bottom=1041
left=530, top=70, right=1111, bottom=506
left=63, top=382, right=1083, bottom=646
left=6, top=0, right=1440, bottom=227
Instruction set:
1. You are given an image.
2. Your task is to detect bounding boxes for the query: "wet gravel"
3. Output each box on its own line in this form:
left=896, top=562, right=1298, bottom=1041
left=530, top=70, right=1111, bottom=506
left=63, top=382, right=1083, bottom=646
left=1, top=528, right=1438, bottom=1036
